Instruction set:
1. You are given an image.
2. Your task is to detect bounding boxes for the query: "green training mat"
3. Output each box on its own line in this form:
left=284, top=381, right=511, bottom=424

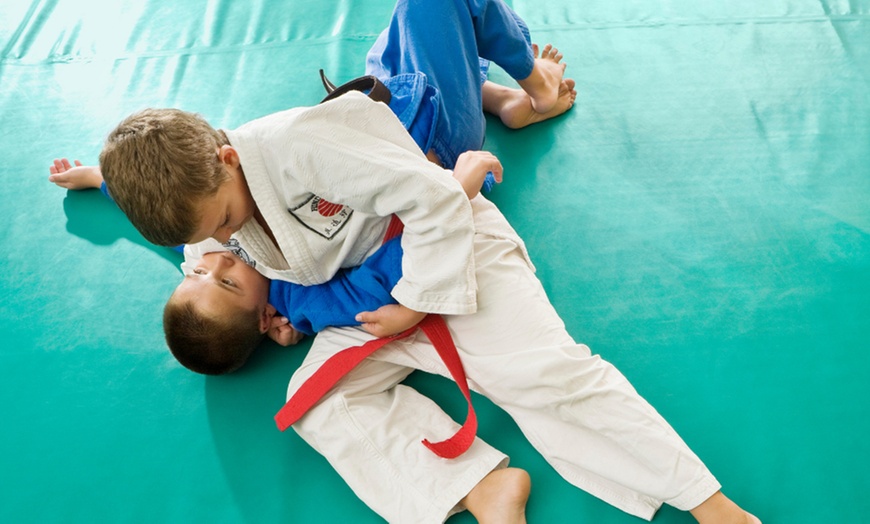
left=2, top=0, right=868, bottom=522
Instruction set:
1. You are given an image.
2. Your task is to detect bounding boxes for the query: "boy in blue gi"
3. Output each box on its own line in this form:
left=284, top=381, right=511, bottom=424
left=165, top=236, right=405, bottom=375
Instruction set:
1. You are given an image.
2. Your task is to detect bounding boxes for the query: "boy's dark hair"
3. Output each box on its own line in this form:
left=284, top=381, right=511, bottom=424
left=163, top=297, right=264, bottom=375
left=99, top=108, right=230, bottom=247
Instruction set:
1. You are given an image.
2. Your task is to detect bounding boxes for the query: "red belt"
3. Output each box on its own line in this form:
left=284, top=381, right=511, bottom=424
left=274, top=216, right=477, bottom=459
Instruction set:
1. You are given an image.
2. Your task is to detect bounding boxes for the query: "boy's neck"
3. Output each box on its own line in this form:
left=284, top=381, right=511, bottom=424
left=236, top=162, right=279, bottom=249
left=253, top=206, right=278, bottom=249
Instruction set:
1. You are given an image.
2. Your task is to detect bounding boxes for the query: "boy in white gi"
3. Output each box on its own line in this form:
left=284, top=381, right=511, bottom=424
left=68, top=0, right=762, bottom=521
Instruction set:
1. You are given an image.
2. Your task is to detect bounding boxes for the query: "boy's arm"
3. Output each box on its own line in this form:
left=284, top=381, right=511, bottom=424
left=270, top=237, right=413, bottom=336
left=353, top=160, right=492, bottom=337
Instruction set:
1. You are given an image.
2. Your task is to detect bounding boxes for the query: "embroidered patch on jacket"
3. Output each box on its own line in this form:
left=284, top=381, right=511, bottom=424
left=222, top=238, right=256, bottom=269
left=288, top=195, right=353, bottom=239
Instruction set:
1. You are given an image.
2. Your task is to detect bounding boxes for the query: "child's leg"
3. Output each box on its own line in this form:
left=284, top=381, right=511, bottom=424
left=287, top=327, right=514, bottom=523
left=390, top=221, right=757, bottom=521
left=366, top=0, right=490, bottom=166
left=366, top=0, right=573, bottom=167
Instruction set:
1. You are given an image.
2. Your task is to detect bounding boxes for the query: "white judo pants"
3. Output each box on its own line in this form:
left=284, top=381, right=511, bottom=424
left=286, top=232, right=721, bottom=523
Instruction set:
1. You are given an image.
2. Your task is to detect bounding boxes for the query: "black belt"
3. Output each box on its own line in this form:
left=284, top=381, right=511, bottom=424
left=319, top=69, right=392, bottom=105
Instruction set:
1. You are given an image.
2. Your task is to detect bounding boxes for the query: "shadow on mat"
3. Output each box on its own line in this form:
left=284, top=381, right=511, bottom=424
left=62, top=189, right=182, bottom=267
left=201, top=338, right=384, bottom=522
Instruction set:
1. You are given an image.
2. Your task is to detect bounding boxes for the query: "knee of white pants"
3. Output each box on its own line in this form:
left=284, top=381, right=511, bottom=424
left=464, top=342, right=623, bottom=413
left=290, top=370, right=510, bottom=524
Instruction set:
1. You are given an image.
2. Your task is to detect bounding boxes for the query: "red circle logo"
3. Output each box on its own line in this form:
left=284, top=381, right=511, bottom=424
left=317, top=198, right=343, bottom=217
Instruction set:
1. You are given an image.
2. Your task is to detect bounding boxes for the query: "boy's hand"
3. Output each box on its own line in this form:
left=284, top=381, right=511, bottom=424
left=356, top=305, right=427, bottom=338
left=267, top=315, right=305, bottom=346
left=452, top=151, right=503, bottom=199
left=48, top=158, right=104, bottom=190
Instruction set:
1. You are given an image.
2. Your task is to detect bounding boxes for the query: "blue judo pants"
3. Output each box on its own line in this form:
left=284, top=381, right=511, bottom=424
left=365, top=0, right=535, bottom=169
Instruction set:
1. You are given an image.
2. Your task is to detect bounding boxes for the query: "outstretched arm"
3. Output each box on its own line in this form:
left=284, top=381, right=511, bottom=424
left=48, top=159, right=104, bottom=190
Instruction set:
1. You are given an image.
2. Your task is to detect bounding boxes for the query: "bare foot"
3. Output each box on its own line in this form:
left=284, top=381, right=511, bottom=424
left=516, top=43, right=568, bottom=114
left=461, top=467, right=531, bottom=524
left=482, top=78, right=576, bottom=129
left=690, top=491, right=761, bottom=524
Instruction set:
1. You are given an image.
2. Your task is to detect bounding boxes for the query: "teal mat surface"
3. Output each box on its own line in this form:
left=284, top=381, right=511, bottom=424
left=2, top=0, right=869, bottom=522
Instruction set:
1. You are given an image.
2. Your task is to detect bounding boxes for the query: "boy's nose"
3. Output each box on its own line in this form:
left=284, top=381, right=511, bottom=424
left=213, top=228, right=232, bottom=244
left=213, top=252, right=234, bottom=270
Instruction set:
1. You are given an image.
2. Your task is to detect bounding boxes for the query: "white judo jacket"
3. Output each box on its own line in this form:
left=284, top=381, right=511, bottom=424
left=223, top=92, right=527, bottom=315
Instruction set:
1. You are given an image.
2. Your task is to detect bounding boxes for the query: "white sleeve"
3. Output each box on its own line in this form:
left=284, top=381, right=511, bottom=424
left=272, top=93, right=477, bottom=314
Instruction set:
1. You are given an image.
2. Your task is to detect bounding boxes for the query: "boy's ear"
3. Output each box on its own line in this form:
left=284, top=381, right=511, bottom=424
left=259, top=303, right=277, bottom=334
left=217, top=145, right=240, bottom=168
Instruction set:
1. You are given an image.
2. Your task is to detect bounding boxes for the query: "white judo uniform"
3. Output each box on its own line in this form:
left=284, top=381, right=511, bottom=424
left=225, top=92, right=721, bottom=523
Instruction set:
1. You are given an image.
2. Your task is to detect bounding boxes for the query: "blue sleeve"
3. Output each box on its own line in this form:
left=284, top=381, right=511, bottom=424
left=268, top=237, right=404, bottom=335
left=100, top=181, right=113, bottom=201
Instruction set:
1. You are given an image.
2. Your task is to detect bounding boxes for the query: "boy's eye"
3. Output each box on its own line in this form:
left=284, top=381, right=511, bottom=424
left=193, top=268, right=205, bottom=275
left=222, top=278, right=236, bottom=287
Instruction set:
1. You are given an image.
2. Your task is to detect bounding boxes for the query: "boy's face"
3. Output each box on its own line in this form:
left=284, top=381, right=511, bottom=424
left=174, top=251, right=271, bottom=325
left=188, top=146, right=256, bottom=244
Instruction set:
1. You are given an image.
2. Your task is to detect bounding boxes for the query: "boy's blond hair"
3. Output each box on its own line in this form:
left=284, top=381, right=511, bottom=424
left=163, top=294, right=264, bottom=375
left=100, top=108, right=229, bottom=246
